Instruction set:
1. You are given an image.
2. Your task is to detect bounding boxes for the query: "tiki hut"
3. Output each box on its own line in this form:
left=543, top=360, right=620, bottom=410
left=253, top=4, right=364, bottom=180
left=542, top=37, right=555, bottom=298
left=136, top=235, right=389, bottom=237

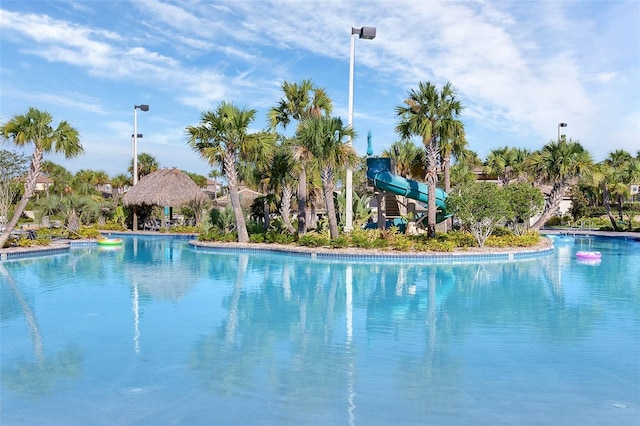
left=214, top=185, right=263, bottom=209
left=123, top=168, right=207, bottom=220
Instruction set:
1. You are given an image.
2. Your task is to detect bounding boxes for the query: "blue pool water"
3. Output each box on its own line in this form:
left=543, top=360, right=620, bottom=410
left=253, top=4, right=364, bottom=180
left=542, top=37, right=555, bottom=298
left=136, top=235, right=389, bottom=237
left=1, top=235, right=639, bottom=425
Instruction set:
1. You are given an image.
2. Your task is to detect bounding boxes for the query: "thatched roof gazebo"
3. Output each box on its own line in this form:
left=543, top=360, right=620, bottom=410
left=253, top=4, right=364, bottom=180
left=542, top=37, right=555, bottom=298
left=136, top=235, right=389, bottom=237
left=123, top=168, right=207, bottom=229
left=124, top=168, right=207, bottom=207
left=214, top=185, right=264, bottom=209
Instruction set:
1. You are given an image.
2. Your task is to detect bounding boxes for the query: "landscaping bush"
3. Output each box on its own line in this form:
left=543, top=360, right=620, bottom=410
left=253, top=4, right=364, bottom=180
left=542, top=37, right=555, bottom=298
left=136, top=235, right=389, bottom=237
left=442, top=231, right=477, bottom=248
left=265, top=230, right=296, bottom=245
left=330, top=236, right=349, bottom=248
left=99, top=222, right=127, bottom=231
left=485, top=231, right=540, bottom=248
left=168, top=225, right=200, bottom=234
left=77, top=227, right=101, bottom=239
left=298, top=233, right=330, bottom=248
left=249, top=233, right=266, bottom=243
left=198, top=228, right=238, bottom=242
left=350, top=229, right=375, bottom=249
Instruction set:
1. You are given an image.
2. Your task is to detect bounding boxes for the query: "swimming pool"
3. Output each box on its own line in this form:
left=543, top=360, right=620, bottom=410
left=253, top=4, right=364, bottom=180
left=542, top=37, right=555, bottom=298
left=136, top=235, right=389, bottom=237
left=1, top=235, right=638, bottom=425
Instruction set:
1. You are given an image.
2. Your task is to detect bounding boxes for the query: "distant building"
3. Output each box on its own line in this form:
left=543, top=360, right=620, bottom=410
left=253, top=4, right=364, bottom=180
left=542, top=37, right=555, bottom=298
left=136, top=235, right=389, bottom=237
left=630, top=183, right=639, bottom=203
left=34, top=174, right=54, bottom=193
left=205, top=178, right=223, bottom=199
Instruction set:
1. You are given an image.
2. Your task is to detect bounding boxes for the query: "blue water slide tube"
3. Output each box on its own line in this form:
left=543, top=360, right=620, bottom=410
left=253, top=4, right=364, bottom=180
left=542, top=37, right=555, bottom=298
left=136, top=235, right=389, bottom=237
left=366, top=157, right=451, bottom=223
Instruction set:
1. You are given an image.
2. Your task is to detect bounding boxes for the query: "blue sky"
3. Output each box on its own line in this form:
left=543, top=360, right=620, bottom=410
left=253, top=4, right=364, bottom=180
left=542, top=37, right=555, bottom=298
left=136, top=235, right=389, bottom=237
left=1, top=0, right=638, bottom=178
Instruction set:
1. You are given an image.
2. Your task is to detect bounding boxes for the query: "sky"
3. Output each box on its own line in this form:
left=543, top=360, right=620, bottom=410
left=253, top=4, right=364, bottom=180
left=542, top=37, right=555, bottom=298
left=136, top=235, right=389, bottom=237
left=1, top=0, right=639, bottom=179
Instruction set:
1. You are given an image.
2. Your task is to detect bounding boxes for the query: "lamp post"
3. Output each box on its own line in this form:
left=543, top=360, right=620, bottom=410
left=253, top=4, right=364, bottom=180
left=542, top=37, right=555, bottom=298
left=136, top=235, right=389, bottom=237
left=132, top=104, right=149, bottom=231
left=345, top=26, right=376, bottom=232
left=133, top=105, right=149, bottom=185
left=558, top=122, right=567, bottom=142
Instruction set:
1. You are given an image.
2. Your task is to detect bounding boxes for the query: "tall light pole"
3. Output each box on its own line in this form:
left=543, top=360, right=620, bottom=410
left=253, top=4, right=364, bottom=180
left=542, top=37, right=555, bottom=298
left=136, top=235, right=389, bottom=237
left=133, top=104, right=149, bottom=185
left=558, top=122, right=567, bottom=142
left=345, top=26, right=376, bottom=232
left=132, top=104, right=149, bottom=231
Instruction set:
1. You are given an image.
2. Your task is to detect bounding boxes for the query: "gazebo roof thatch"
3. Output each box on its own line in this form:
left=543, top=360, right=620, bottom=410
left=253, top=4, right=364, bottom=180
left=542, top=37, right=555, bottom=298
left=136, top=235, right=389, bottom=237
left=123, top=168, right=207, bottom=207
left=214, top=186, right=264, bottom=209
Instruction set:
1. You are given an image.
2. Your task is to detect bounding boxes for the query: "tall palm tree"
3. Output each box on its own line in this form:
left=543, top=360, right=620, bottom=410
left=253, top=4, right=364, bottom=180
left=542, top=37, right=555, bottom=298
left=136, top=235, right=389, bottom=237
left=268, top=79, right=332, bottom=235
left=395, top=82, right=464, bottom=237
left=187, top=102, right=275, bottom=243
left=0, top=107, right=82, bottom=247
left=582, top=163, right=619, bottom=230
left=604, top=150, right=633, bottom=221
left=528, top=138, right=592, bottom=230
left=297, top=115, right=357, bottom=239
left=439, top=131, right=467, bottom=193
left=261, top=140, right=298, bottom=234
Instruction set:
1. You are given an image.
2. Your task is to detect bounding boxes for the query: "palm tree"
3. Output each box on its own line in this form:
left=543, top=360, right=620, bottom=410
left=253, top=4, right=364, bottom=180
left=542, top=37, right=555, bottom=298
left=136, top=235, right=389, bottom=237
left=269, top=79, right=332, bottom=235
left=450, top=148, right=483, bottom=192
left=484, top=147, right=510, bottom=185
left=132, top=152, right=159, bottom=181
left=603, top=150, right=633, bottom=221
left=581, top=163, right=619, bottom=230
left=439, top=131, right=467, bottom=193
left=528, top=138, right=592, bottom=230
left=41, top=161, right=74, bottom=195
left=395, top=82, right=464, bottom=237
left=381, top=140, right=423, bottom=179
left=297, top=115, right=357, bottom=239
left=187, top=102, right=275, bottom=243
left=111, top=173, right=130, bottom=200
left=261, top=140, right=298, bottom=234
left=484, top=147, right=531, bottom=185
left=0, top=108, right=82, bottom=247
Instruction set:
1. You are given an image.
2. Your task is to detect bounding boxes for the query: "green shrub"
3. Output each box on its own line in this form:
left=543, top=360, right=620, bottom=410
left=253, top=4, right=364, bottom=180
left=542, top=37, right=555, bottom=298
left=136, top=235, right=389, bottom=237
left=169, top=225, right=200, bottom=234
left=264, top=230, right=296, bottom=245
left=491, top=226, right=513, bottom=237
left=442, top=231, right=477, bottom=248
left=391, top=236, right=413, bottom=251
left=198, top=228, right=238, bottom=242
left=330, top=236, right=349, bottom=248
left=99, top=222, right=127, bottom=231
left=413, top=238, right=454, bottom=252
left=485, top=231, right=540, bottom=248
left=34, top=237, right=51, bottom=246
left=298, top=233, right=330, bottom=247
left=17, top=238, right=35, bottom=247
left=350, top=229, right=374, bottom=248
left=78, top=227, right=101, bottom=239
left=250, top=233, right=266, bottom=243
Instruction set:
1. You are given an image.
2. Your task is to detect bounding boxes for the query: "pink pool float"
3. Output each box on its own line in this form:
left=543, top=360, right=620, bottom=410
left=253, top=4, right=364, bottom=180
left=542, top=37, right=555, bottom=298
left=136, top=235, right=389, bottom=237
left=576, top=251, right=602, bottom=260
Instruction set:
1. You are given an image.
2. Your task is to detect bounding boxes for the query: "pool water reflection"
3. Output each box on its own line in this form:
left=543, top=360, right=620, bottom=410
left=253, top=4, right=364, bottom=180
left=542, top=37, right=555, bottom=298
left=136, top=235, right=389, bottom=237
left=1, top=235, right=639, bottom=425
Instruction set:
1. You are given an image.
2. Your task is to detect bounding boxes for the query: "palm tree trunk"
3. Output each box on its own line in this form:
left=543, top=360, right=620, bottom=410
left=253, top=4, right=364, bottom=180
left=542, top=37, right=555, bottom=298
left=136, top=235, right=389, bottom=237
left=224, top=152, right=249, bottom=243
left=280, top=185, right=296, bottom=234
left=603, top=186, right=619, bottom=231
left=321, top=167, right=339, bottom=239
left=531, top=181, right=568, bottom=230
left=263, top=197, right=270, bottom=228
left=0, top=147, right=42, bottom=248
left=297, top=166, right=307, bottom=235
left=442, top=156, right=452, bottom=231
left=424, top=139, right=439, bottom=238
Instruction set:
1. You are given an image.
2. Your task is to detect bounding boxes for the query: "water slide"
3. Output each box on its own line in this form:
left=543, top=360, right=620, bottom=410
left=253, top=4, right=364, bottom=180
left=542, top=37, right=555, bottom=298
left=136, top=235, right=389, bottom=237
left=366, top=157, right=451, bottom=224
